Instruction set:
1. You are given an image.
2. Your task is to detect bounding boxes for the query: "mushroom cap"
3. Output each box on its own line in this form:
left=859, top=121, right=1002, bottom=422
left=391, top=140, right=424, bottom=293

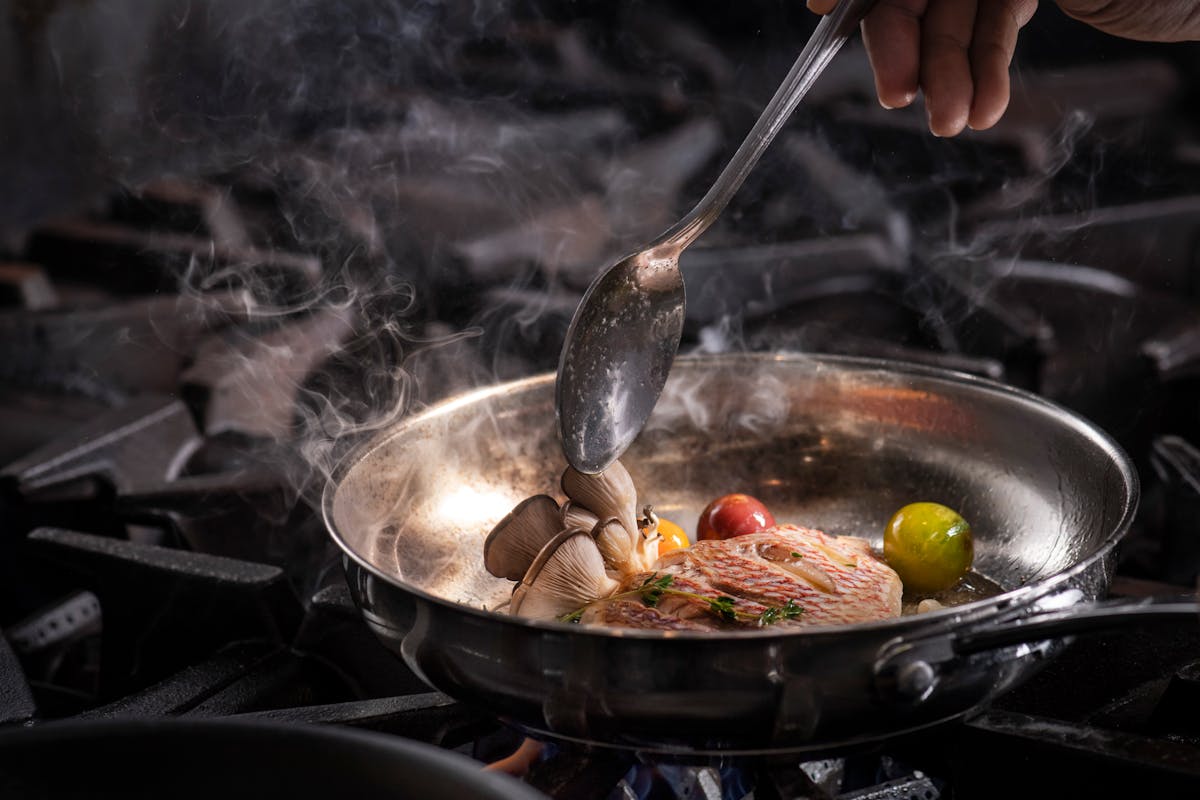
left=509, top=527, right=579, bottom=615
left=511, top=529, right=618, bottom=620
left=483, top=494, right=562, bottom=581
left=561, top=461, right=638, bottom=546
left=560, top=500, right=600, bottom=534
left=590, top=517, right=637, bottom=576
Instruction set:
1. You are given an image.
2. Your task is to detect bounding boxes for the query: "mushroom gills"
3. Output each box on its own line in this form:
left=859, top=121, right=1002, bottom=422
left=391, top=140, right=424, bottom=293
left=561, top=501, right=600, bottom=534
left=512, top=529, right=619, bottom=620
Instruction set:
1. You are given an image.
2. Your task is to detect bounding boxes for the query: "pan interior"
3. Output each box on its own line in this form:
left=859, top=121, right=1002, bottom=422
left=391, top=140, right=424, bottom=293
left=329, top=354, right=1133, bottom=617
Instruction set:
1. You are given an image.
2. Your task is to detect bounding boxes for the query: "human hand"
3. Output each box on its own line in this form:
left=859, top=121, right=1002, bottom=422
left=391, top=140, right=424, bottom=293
left=807, top=0, right=1038, bottom=137
left=1055, top=1, right=1200, bottom=42
left=807, top=0, right=1200, bottom=137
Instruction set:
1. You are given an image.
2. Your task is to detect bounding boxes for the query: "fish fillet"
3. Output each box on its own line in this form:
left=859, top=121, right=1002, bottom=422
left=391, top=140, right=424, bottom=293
left=580, top=525, right=902, bottom=630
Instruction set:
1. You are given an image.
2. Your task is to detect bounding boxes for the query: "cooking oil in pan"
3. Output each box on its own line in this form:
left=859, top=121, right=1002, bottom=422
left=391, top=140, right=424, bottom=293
left=900, top=570, right=1006, bottom=615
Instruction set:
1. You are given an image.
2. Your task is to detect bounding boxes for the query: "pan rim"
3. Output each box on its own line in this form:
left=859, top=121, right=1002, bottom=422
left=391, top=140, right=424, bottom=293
left=322, top=351, right=1139, bottom=641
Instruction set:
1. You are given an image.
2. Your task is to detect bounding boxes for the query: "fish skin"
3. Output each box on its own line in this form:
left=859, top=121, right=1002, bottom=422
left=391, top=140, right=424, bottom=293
left=580, top=525, right=902, bottom=630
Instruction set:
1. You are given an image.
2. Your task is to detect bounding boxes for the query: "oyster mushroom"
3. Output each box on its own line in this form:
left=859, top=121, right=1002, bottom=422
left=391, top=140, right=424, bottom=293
left=560, top=500, right=600, bottom=534
left=510, top=529, right=618, bottom=620
left=590, top=517, right=637, bottom=576
left=561, top=462, right=638, bottom=544
left=484, top=494, right=562, bottom=581
left=636, top=528, right=660, bottom=571
left=640, top=505, right=661, bottom=539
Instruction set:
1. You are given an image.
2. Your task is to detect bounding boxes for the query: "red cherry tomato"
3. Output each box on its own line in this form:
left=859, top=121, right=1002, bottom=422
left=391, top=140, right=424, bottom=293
left=696, top=493, right=776, bottom=541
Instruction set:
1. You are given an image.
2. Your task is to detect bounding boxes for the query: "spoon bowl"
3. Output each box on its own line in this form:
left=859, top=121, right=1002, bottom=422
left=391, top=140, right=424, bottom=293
left=556, top=245, right=685, bottom=474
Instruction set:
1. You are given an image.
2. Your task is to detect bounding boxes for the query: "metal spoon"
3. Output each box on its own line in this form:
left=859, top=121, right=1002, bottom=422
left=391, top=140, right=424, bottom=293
left=556, top=0, right=878, bottom=473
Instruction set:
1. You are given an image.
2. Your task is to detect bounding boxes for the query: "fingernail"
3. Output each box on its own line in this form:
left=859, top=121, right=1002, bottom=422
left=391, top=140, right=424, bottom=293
left=882, top=92, right=916, bottom=111
left=880, top=92, right=916, bottom=111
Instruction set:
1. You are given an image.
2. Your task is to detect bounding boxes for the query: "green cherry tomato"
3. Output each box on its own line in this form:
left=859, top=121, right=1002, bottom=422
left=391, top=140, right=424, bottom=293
left=884, top=502, right=973, bottom=594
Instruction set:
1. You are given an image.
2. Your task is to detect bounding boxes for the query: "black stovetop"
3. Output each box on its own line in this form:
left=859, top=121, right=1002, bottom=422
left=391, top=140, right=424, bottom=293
left=3, top=2, right=1200, bottom=797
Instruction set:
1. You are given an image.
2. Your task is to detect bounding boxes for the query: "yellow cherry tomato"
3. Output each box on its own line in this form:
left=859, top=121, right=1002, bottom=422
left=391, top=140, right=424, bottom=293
left=656, top=517, right=690, bottom=554
left=884, top=502, right=973, bottom=594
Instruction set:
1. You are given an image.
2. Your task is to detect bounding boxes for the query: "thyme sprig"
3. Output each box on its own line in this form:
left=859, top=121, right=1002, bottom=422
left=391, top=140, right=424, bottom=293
left=558, top=573, right=804, bottom=627
left=559, top=607, right=587, bottom=624
left=756, top=599, right=804, bottom=625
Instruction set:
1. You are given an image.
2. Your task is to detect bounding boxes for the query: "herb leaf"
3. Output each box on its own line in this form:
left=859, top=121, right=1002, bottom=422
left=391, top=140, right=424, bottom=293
left=558, top=573, right=803, bottom=628
left=639, top=573, right=674, bottom=607
left=756, top=599, right=804, bottom=626
left=707, top=596, right=738, bottom=621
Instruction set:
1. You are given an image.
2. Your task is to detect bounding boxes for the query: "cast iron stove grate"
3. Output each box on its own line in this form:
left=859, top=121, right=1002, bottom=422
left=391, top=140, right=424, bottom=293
left=1, top=171, right=1199, bottom=798
left=2, top=4, right=1200, bottom=796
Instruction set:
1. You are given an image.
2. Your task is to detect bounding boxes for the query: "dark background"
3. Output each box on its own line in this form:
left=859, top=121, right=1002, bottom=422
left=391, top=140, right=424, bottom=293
left=4, top=0, right=1200, bottom=241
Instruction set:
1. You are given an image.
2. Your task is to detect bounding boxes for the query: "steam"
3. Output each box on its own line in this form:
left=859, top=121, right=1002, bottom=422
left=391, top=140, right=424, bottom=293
left=906, top=109, right=1098, bottom=346
left=2, top=0, right=1144, bottom=606
left=960, top=109, right=1097, bottom=231
left=643, top=360, right=793, bottom=440
left=42, top=0, right=740, bottom=546
left=146, top=1, right=1098, bottom=497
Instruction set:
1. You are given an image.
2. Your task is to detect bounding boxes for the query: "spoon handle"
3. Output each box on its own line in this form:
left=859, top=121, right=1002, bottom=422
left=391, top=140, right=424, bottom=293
left=654, top=0, right=878, bottom=254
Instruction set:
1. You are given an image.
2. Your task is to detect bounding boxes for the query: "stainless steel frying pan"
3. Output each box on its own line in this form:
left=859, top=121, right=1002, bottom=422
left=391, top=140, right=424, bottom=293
left=324, top=354, right=1196, bottom=756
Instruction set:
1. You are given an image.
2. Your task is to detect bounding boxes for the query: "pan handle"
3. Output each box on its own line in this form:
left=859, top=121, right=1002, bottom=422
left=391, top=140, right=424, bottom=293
left=873, top=594, right=1200, bottom=706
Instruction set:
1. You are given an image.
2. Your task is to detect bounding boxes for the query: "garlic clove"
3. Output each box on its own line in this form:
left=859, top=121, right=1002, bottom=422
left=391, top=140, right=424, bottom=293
left=561, top=461, right=638, bottom=544
left=560, top=500, right=600, bottom=534
left=917, top=598, right=944, bottom=614
left=484, top=494, right=562, bottom=581
left=512, top=529, right=618, bottom=620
